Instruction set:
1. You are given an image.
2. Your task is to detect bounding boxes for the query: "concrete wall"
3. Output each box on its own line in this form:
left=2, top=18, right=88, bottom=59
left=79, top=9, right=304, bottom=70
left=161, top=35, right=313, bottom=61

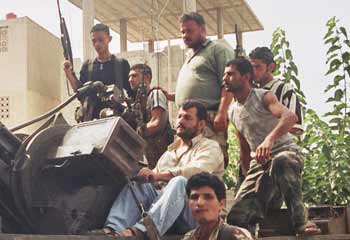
left=60, top=58, right=81, bottom=125
left=0, top=17, right=62, bottom=134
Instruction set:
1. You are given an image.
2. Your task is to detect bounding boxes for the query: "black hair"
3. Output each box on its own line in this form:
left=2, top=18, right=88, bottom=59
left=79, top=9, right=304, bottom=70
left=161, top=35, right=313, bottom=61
left=249, top=46, right=275, bottom=65
left=186, top=172, right=226, bottom=201
left=179, top=12, right=205, bottom=26
left=130, top=64, right=152, bottom=78
left=90, top=23, right=110, bottom=35
left=180, top=100, right=207, bottom=121
left=225, top=57, right=254, bottom=81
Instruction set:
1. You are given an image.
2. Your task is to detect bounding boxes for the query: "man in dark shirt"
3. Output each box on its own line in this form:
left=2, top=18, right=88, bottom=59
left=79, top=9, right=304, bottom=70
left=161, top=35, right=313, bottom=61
left=63, top=23, right=132, bottom=120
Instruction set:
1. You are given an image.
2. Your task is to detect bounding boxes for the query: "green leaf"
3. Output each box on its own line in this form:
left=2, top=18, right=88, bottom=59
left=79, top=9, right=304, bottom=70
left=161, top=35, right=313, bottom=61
left=326, top=59, right=341, bottom=75
left=342, top=52, right=350, bottom=63
left=326, top=53, right=338, bottom=64
left=344, top=40, right=350, bottom=48
left=340, top=27, right=348, bottom=38
left=290, top=62, right=299, bottom=75
left=327, top=45, right=341, bottom=55
left=324, top=36, right=339, bottom=45
left=324, top=29, right=334, bottom=40
left=329, top=117, right=342, bottom=124
left=334, top=75, right=345, bottom=85
left=326, top=97, right=335, bottom=103
left=322, top=145, right=332, bottom=160
left=324, top=83, right=335, bottom=93
left=326, top=17, right=337, bottom=30
left=285, top=49, right=292, bottom=60
left=334, top=89, right=344, bottom=101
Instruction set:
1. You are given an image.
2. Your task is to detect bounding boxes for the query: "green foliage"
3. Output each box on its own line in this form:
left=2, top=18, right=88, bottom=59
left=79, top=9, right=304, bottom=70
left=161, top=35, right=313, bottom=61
left=270, top=19, right=350, bottom=205
left=300, top=109, right=350, bottom=205
left=270, top=28, right=307, bottom=106
left=300, top=17, right=350, bottom=205
left=323, top=17, right=350, bottom=124
left=223, top=125, right=239, bottom=189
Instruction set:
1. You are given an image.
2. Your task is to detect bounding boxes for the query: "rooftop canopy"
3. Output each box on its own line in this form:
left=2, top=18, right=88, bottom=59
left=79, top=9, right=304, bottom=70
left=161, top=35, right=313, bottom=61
left=68, top=0, right=263, bottom=42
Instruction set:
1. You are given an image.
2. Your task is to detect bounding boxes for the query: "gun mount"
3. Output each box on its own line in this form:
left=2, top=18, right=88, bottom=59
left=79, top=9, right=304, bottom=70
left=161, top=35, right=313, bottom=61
left=0, top=113, right=144, bottom=234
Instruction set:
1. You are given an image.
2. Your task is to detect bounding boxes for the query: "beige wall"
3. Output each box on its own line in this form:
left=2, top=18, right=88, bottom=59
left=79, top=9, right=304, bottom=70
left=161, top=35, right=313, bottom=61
left=0, top=17, right=62, bottom=134
left=60, top=58, right=81, bottom=125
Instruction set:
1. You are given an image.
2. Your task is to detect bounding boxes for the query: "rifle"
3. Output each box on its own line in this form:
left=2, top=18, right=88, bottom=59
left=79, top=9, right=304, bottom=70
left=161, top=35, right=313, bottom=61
left=234, top=24, right=244, bottom=58
left=127, top=177, right=161, bottom=240
left=130, top=65, right=149, bottom=130
left=57, top=0, right=76, bottom=95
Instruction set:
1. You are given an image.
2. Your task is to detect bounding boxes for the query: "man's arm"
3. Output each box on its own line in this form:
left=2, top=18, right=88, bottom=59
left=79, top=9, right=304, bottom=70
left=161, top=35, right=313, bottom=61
left=141, top=89, right=168, bottom=137
left=142, top=107, right=166, bottom=137
left=255, top=92, right=298, bottom=162
left=214, top=89, right=233, bottom=132
left=63, top=60, right=81, bottom=92
left=137, top=167, right=173, bottom=182
left=236, top=130, right=252, bottom=176
left=213, top=44, right=235, bottom=132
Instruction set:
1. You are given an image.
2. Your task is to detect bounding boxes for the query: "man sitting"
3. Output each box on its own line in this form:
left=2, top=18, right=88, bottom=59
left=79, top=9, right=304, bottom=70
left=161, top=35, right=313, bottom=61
left=94, top=100, right=224, bottom=237
left=183, top=172, right=252, bottom=240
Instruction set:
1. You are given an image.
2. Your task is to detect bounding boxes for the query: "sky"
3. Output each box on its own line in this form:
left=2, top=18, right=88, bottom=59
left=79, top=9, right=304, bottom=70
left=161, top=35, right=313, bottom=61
left=1, top=0, right=349, bottom=116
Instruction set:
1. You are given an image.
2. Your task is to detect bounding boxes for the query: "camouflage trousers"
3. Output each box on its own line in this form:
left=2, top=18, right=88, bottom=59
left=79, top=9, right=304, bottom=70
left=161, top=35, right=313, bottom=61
left=227, top=149, right=307, bottom=232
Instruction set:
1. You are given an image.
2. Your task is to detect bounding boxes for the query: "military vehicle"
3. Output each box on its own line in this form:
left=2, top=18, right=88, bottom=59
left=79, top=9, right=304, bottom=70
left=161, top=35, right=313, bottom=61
left=0, top=81, right=145, bottom=235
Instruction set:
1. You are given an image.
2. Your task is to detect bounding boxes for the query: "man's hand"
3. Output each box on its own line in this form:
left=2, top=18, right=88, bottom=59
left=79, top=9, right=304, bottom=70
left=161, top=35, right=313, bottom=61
left=255, top=136, right=274, bottom=164
left=63, top=60, right=73, bottom=73
left=137, top=167, right=157, bottom=182
left=213, top=112, right=227, bottom=132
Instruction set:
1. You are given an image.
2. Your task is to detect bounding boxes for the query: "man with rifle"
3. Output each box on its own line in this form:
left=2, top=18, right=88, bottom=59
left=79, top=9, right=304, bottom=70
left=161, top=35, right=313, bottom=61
left=92, top=100, right=224, bottom=238
left=127, top=63, right=173, bottom=168
left=63, top=23, right=133, bottom=121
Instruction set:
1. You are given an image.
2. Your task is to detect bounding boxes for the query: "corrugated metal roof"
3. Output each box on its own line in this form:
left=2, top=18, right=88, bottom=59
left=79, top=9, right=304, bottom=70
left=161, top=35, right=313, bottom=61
left=68, top=0, right=263, bottom=42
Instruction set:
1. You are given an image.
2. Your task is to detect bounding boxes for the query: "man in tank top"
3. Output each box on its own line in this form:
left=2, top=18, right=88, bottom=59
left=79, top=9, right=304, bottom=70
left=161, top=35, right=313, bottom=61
left=222, top=58, right=320, bottom=235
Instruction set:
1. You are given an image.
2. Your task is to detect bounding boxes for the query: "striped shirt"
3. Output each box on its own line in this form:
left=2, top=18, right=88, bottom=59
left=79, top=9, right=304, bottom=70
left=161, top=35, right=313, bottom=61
left=263, top=79, right=304, bottom=135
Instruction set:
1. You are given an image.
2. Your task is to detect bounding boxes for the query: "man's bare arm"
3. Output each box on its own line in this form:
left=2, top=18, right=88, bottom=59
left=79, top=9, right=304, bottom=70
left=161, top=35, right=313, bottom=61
left=143, top=107, right=166, bottom=137
left=138, top=167, right=173, bottom=182
left=255, top=92, right=298, bottom=162
left=214, top=89, right=233, bottom=132
left=63, top=60, right=80, bottom=92
left=237, top=130, right=252, bottom=176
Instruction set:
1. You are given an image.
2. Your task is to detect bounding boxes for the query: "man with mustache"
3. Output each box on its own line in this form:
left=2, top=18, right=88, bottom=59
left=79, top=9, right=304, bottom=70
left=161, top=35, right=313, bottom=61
left=94, top=100, right=224, bottom=237
left=223, top=58, right=320, bottom=235
left=165, top=12, right=235, bottom=168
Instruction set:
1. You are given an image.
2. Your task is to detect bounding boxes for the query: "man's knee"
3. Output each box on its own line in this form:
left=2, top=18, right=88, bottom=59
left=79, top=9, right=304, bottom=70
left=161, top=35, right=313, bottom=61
left=168, top=176, right=187, bottom=188
left=272, top=152, right=301, bottom=173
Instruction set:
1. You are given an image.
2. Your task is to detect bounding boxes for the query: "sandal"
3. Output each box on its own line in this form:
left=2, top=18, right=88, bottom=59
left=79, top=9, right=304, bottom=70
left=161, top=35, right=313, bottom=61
left=296, top=221, right=321, bottom=236
left=88, top=227, right=121, bottom=237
